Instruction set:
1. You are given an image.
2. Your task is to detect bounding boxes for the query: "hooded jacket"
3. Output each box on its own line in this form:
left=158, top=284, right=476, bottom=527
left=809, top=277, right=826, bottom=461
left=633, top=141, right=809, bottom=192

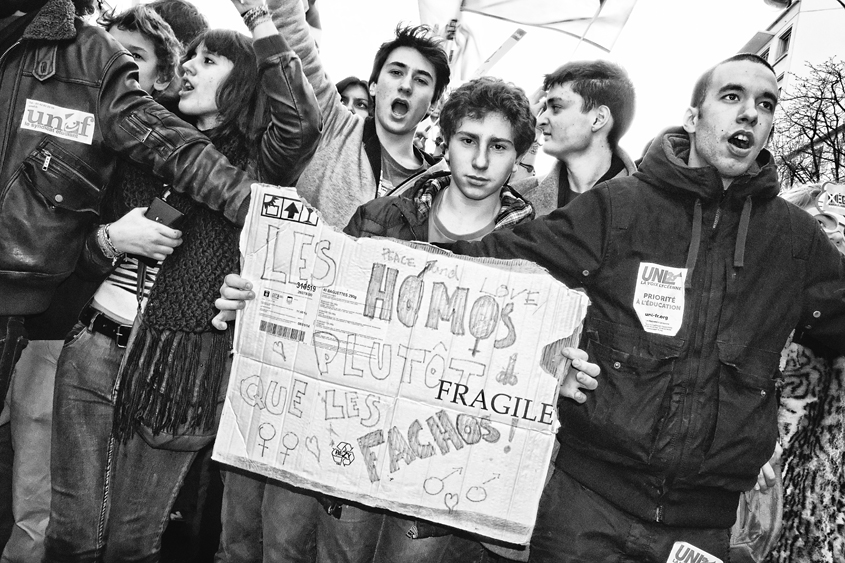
left=269, top=0, right=447, bottom=229
left=451, top=127, right=845, bottom=528
left=0, top=0, right=320, bottom=316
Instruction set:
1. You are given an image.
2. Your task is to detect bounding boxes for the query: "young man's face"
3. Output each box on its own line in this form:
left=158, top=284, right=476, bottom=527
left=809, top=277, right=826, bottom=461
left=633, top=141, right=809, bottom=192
left=109, top=27, right=165, bottom=95
left=684, top=60, right=778, bottom=187
left=536, top=82, right=598, bottom=161
left=369, top=46, right=437, bottom=137
left=446, top=112, right=519, bottom=203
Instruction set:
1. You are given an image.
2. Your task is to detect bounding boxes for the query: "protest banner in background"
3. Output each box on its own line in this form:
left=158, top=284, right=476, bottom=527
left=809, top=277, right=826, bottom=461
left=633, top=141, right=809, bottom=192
left=213, top=184, right=590, bottom=544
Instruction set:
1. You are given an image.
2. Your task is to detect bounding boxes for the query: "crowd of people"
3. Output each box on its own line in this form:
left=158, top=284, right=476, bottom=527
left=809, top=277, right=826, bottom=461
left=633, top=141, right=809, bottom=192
left=0, top=0, right=843, bottom=562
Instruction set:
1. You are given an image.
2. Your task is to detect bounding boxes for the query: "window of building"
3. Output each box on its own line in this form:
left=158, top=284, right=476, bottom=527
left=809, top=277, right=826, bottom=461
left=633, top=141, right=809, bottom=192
left=777, top=28, right=791, bottom=59
left=760, top=48, right=770, bottom=62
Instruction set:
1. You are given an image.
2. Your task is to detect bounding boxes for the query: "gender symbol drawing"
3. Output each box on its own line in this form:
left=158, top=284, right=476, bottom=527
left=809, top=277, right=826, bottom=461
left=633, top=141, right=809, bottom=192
left=466, top=473, right=500, bottom=502
left=257, top=422, right=276, bottom=457
left=305, top=435, right=321, bottom=463
left=331, top=442, right=355, bottom=466
left=423, top=467, right=462, bottom=495
left=278, top=432, right=299, bottom=465
left=495, top=353, right=518, bottom=386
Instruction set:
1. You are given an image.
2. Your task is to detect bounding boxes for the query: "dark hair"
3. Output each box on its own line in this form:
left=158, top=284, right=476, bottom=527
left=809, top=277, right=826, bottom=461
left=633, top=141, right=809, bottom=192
left=183, top=29, right=265, bottom=155
left=336, top=76, right=368, bottom=96
left=368, top=24, right=450, bottom=105
left=439, top=77, right=536, bottom=156
left=73, top=0, right=97, bottom=15
left=543, top=60, right=635, bottom=149
left=691, top=53, right=776, bottom=108
left=99, top=5, right=181, bottom=84
left=147, top=0, right=209, bottom=47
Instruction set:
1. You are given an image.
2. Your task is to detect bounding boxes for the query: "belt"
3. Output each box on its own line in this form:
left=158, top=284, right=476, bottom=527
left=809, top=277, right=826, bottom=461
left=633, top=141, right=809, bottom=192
left=79, top=307, right=132, bottom=348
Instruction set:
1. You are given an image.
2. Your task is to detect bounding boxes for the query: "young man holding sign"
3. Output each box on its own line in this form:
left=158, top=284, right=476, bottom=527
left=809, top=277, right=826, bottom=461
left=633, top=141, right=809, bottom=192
left=212, top=78, right=600, bottom=562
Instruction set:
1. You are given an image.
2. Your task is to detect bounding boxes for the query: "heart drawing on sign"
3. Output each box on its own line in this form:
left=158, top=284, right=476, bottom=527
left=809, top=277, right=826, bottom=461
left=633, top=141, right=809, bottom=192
left=444, top=492, right=459, bottom=513
left=305, top=435, right=320, bottom=463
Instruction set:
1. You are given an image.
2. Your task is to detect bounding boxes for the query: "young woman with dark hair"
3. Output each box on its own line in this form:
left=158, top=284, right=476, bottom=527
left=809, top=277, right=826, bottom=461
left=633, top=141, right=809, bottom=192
left=43, top=2, right=321, bottom=560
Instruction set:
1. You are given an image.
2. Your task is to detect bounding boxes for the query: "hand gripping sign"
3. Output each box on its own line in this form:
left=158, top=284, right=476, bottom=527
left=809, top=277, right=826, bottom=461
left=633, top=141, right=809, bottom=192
left=213, top=185, right=590, bottom=544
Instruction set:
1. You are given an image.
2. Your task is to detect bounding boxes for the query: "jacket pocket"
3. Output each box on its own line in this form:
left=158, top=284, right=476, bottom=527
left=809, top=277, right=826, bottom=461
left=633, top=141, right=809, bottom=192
left=0, top=140, right=102, bottom=277
left=561, top=323, right=681, bottom=465
left=697, top=342, right=778, bottom=484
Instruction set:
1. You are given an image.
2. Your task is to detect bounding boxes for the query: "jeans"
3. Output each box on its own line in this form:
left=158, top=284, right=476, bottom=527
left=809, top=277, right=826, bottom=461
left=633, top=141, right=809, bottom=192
left=44, top=323, right=197, bottom=563
left=1, top=340, right=62, bottom=563
left=372, top=515, right=488, bottom=563
left=216, top=471, right=319, bottom=563
left=45, top=323, right=120, bottom=562
left=217, top=469, right=488, bottom=563
left=529, top=469, right=731, bottom=563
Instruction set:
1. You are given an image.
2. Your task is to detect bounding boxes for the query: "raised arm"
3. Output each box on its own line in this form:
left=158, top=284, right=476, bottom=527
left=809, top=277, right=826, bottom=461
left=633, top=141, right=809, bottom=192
left=267, top=0, right=349, bottom=127
left=234, top=0, right=322, bottom=186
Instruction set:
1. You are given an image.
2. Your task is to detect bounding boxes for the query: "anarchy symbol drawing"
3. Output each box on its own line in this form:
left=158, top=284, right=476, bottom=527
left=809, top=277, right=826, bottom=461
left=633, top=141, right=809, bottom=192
left=331, top=442, right=355, bottom=466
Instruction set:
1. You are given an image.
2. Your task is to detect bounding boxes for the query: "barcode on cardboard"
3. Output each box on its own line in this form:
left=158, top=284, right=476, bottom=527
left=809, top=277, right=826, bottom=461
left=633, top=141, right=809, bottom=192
left=259, top=320, right=305, bottom=342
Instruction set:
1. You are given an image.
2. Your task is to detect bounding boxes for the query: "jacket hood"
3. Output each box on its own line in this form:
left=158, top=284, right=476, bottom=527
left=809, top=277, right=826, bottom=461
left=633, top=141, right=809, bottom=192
left=24, top=0, right=76, bottom=41
left=635, top=126, right=780, bottom=202
left=635, top=127, right=781, bottom=283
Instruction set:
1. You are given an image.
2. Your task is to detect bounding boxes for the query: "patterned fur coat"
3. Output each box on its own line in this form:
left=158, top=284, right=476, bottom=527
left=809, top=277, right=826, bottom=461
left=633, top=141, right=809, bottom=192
left=766, top=341, right=845, bottom=562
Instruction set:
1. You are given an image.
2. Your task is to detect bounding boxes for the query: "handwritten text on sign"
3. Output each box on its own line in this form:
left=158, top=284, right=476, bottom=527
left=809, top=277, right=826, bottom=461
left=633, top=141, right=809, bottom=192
left=213, top=185, right=589, bottom=544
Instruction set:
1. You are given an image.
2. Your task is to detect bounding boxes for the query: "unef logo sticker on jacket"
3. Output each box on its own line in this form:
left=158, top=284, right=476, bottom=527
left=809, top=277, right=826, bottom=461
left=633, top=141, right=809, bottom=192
left=667, top=541, right=723, bottom=563
left=633, top=262, right=686, bottom=336
left=20, top=99, right=96, bottom=145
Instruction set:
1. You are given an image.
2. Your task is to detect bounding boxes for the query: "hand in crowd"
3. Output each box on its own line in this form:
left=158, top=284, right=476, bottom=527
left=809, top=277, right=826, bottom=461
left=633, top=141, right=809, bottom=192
left=229, top=0, right=266, bottom=15
left=755, top=440, right=783, bottom=492
left=108, top=207, right=183, bottom=260
left=211, top=273, right=254, bottom=330
left=557, top=348, right=599, bottom=404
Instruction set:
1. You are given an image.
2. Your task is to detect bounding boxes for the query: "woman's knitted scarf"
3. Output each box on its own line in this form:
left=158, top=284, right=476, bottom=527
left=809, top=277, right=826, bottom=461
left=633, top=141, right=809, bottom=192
left=113, top=132, right=249, bottom=442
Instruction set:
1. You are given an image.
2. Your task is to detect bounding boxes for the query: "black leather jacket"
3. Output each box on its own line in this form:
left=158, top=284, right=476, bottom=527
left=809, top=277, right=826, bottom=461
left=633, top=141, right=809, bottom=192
left=0, top=1, right=319, bottom=316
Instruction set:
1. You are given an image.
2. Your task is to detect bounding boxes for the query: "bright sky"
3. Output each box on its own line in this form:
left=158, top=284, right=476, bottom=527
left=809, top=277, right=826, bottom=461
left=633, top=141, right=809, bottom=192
left=127, top=0, right=785, bottom=170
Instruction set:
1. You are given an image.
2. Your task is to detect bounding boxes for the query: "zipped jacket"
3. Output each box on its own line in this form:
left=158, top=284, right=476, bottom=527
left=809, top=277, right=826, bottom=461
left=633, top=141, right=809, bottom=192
left=0, top=1, right=319, bottom=315
left=452, top=128, right=845, bottom=528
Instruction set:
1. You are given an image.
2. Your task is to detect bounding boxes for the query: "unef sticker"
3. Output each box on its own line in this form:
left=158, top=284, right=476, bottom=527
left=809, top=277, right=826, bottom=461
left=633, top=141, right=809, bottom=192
left=666, top=541, right=722, bottom=563
left=633, top=262, right=685, bottom=336
left=20, top=99, right=96, bottom=145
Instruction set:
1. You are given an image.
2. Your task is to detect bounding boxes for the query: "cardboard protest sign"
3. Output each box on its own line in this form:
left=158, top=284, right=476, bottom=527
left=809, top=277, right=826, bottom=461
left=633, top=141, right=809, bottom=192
left=213, top=184, right=590, bottom=544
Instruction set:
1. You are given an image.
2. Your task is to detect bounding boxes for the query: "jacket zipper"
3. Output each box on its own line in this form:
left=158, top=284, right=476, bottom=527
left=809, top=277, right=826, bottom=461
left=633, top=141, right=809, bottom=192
left=41, top=151, right=52, bottom=171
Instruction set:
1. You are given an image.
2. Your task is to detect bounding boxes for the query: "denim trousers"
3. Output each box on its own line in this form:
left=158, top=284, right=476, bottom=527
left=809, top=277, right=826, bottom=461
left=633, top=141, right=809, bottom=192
left=1, top=340, right=62, bottom=563
left=529, top=469, right=731, bottom=563
left=216, top=468, right=489, bottom=563
left=44, top=323, right=196, bottom=563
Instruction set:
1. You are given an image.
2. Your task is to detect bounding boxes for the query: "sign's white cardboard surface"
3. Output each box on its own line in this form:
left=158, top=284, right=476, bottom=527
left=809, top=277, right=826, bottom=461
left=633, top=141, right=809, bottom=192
left=213, top=184, right=590, bottom=544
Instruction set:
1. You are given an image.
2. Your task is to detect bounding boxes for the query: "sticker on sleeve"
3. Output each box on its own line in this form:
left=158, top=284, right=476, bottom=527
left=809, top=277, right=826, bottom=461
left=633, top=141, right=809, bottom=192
left=666, top=541, right=722, bottom=563
left=21, top=99, right=95, bottom=145
left=633, top=262, right=685, bottom=336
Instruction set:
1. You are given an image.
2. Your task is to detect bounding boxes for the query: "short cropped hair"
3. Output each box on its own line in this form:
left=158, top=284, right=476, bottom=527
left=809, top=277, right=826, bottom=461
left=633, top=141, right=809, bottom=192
left=368, top=25, right=450, bottom=105
left=543, top=60, right=635, bottom=149
left=99, top=5, right=181, bottom=84
left=439, top=77, right=536, bottom=156
left=147, top=0, right=209, bottom=47
left=73, top=0, right=96, bottom=15
left=690, top=53, right=776, bottom=108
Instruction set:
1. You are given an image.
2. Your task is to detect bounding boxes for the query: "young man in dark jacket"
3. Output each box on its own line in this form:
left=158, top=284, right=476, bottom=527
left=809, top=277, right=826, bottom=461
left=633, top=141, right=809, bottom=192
left=447, top=54, right=845, bottom=562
